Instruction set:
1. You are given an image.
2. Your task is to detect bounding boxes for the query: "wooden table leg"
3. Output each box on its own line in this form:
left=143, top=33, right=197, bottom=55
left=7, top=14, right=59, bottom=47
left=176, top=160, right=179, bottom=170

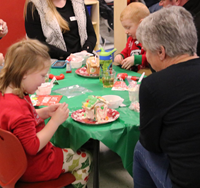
left=93, top=139, right=99, bottom=188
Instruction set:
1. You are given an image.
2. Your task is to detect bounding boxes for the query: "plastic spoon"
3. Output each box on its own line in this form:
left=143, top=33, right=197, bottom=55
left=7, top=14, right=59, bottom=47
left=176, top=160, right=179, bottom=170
left=137, top=72, right=145, bottom=84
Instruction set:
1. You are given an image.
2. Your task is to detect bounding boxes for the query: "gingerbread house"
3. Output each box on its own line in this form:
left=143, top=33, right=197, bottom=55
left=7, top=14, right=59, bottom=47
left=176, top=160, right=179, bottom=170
left=82, top=95, right=108, bottom=122
left=86, top=57, right=100, bottom=75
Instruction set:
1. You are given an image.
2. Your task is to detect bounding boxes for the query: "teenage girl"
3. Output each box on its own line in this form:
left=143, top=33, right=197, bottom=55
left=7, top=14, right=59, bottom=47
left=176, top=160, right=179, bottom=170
left=0, top=39, right=92, bottom=188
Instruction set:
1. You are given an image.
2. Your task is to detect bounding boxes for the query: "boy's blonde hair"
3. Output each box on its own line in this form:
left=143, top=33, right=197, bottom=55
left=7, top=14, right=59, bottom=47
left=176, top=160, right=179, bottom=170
left=0, top=39, right=51, bottom=98
left=120, top=2, right=150, bottom=24
left=24, top=0, right=70, bottom=33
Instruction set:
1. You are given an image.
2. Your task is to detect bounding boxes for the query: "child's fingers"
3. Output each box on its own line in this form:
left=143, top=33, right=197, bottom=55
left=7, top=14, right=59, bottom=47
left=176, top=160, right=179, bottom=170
left=50, top=103, right=61, bottom=110
left=62, top=103, right=68, bottom=110
left=59, top=102, right=68, bottom=109
left=59, top=103, right=69, bottom=115
left=122, top=61, right=128, bottom=68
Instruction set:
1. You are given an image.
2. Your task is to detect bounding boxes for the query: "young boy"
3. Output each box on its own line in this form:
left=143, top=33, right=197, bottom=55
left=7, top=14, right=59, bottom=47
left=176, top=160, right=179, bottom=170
left=114, top=2, right=150, bottom=72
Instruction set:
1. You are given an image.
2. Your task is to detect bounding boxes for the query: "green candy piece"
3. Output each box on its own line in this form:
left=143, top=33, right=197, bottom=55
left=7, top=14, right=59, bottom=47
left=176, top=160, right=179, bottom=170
left=89, top=99, right=96, bottom=104
left=93, top=98, right=98, bottom=102
left=88, top=95, right=94, bottom=100
left=101, top=106, right=104, bottom=110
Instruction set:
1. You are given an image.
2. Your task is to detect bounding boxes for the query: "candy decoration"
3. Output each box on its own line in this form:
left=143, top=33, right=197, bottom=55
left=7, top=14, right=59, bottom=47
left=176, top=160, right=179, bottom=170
left=49, top=73, right=65, bottom=80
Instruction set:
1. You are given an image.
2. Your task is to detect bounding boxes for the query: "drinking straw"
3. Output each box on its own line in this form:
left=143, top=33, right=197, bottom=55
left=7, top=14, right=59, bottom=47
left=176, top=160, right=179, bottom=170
left=137, top=72, right=145, bottom=84
left=93, top=50, right=99, bottom=58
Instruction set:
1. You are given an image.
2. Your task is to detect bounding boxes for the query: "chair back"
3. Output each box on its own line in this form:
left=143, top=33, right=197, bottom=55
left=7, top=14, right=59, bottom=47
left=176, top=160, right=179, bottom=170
left=0, top=128, right=27, bottom=188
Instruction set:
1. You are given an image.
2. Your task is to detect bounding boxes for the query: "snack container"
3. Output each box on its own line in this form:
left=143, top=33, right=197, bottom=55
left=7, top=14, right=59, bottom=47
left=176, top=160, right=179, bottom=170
left=70, top=56, right=83, bottom=69
left=72, top=52, right=93, bottom=64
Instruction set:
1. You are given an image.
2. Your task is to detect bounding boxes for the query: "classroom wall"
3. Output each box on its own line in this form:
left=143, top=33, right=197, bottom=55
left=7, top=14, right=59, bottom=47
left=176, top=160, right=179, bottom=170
left=0, top=0, right=26, bottom=56
left=114, top=1, right=127, bottom=55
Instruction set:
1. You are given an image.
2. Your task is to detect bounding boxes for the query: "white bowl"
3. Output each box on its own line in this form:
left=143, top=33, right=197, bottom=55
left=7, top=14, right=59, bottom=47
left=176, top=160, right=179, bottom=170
left=73, top=52, right=93, bottom=64
left=102, top=95, right=124, bottom=109
left=70, top=56, right=83, bottom=68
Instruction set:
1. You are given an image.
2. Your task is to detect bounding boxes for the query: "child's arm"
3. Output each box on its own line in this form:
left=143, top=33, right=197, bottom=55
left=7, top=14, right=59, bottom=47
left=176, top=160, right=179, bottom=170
left=114, top=37, right=132, bottom=66
left=120, top=37, right=132, bottom=59
left=132, top=54, right=148, bottom=67
left=121, top=53, right=148, bottom=70
left=36, top=103, right=69, bottom=152
left=133, top=48, right=148, bottom=67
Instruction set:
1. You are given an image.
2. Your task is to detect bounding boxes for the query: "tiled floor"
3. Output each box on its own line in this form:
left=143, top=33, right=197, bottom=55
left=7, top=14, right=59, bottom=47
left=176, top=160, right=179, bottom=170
left=87, top=142, right=133, bottom=188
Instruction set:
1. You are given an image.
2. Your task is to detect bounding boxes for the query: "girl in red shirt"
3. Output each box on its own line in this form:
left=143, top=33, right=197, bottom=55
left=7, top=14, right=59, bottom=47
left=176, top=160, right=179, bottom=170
left=0, top=39, right=91, bottom=188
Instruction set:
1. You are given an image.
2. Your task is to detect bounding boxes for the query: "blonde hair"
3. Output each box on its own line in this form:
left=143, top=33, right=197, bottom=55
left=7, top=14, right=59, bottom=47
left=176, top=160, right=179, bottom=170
left=0, top=38, right=51, bottom=98
left=120, top=2, right=150, bottom=24
left=24, top=0, right=70, bottom=33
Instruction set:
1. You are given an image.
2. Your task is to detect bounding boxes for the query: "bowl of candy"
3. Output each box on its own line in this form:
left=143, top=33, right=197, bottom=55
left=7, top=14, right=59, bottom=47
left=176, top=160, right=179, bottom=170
left=72, top=52, right=93, bottom=65
left=102, top=95, right=124, bottom=109
left=69, top=55, right=84, bottom=69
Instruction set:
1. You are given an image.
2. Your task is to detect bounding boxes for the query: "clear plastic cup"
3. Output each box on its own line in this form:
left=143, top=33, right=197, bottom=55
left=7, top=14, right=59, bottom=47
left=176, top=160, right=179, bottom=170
left=128, top=84, right=140, bottom=102
left=102, top=69, right=116, bottom=88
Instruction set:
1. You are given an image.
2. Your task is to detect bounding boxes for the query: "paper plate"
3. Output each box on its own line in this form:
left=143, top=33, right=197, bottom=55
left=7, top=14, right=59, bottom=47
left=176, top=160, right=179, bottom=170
left=71, top=108, right=119, bottom=125
left=75, top=67, right=99, bottom=78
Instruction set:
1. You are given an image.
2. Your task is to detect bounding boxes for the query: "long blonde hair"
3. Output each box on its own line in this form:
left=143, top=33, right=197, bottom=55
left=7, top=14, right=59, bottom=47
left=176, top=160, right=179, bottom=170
left=24, top=0, right=70, bottom=33
left=0, top=39, right=51, bottom=98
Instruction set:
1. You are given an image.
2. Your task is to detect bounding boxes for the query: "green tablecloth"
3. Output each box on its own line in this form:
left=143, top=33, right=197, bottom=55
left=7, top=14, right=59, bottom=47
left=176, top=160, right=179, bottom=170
left=49, top=65, right=140, bottom=177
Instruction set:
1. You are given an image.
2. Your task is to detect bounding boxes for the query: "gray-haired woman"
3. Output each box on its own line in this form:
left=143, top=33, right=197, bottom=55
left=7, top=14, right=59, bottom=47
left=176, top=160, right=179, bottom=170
left=133, top=6, right=200, bottom=188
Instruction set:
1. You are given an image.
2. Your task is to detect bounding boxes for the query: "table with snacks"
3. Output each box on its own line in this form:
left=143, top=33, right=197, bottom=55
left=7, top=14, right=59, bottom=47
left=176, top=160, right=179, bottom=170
left=46, top=64, right=141, bottom=187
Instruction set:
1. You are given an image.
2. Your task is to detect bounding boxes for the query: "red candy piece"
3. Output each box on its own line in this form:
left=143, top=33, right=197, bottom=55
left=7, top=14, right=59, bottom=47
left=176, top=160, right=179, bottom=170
left=117, top=73, right=128, bottom=80
left=66, top=56, right=72, bottom=61
left=49, top=73, right=65, bottom=80
left=131, top=76, right=139, bottom=81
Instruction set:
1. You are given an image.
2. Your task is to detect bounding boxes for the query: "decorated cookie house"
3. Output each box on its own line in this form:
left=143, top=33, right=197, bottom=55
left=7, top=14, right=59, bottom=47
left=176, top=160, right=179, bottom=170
left=86, top=57, right=100, bottom=75
left=82, top=95, right=108, bottom=122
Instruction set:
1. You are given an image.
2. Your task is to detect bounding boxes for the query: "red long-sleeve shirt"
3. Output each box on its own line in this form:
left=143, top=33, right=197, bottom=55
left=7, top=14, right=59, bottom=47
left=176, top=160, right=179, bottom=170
left=120, top=37, right=148, bottom=71
left=0, top=93, right=63, bottom=182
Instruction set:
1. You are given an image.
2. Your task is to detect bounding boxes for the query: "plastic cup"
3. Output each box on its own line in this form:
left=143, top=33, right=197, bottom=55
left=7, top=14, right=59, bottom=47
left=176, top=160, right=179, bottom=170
left=128, top=84, right=140, bottom=102
left=102, top=69, right=115, bottom=88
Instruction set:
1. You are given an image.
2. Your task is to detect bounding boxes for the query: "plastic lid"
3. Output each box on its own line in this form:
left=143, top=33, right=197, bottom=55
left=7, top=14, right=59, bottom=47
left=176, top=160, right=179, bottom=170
left=97, top=47, right=117, bottom=57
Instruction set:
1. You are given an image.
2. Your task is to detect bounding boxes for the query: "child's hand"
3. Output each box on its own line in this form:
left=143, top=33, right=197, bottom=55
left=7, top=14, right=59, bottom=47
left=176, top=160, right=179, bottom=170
left=47, top=103, right=62, bottom=118
left=114, top=54, right=123, bottom=65
left=121, top=56, right=135, bottom=70
left=51, top=103, right=69, bottom=126
left=0, top=53, right=4, bottom=66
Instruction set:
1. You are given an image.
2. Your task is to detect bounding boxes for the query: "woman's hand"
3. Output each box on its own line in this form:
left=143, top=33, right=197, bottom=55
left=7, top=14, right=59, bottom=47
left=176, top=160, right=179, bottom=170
left=121, top=56, right=135, bottom=70
left=0, top=19, right=8, bottom=38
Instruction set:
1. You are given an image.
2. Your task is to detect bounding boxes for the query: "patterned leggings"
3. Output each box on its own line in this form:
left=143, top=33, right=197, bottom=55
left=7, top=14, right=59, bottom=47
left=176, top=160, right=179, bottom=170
left=61, top=148, right=92, bottom=188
